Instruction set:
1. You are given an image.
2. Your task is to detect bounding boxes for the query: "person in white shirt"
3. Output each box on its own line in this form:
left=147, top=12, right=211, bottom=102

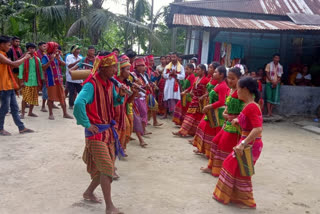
left=66, top=45, right=82, bottom=109
left=163, top=52, right=185, bottom=114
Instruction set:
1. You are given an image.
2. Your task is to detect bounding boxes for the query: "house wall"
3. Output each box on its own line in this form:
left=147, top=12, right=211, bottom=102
left=263, top=85, right=320, bottom=116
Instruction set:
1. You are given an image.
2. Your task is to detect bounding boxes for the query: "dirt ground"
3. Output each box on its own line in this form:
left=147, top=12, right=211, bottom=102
left=1, top=102, right=320, bottom=214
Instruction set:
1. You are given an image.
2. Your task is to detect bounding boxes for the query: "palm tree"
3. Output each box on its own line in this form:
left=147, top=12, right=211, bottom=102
left=67, top=0, right=153, bottom=47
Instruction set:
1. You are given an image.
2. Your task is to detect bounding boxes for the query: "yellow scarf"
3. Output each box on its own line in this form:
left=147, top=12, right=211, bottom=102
left=165, top=61, right=182, bottom=73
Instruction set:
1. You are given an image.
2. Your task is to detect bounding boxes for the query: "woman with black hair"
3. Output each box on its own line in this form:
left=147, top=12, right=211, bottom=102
left=172, top=63, right=196, bottom=125
left=194, top=65, right=229, bottom=157
left=172, top=64, right=210, bottom=137
left=201, top=67, right=243, bottom=176
left=213, top=77, right=263, bottom=209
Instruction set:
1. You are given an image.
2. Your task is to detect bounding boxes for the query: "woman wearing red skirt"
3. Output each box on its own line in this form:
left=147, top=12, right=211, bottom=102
left=172, top=63, right=195, bottom=125
left=213, top=77, right=263, bottom=209
left=172, top=64, right=209, bottom=137
left=193, top=65, right=229, bottom=157
left=207, top=67, right=244, bottom=176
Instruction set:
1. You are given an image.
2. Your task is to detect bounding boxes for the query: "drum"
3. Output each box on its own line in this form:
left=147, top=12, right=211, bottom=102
left=70, top=69, right=91, bottom=80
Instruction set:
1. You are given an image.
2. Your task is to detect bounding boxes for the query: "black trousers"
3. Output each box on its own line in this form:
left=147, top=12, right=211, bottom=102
left=67, top=82, right=82, bottom=107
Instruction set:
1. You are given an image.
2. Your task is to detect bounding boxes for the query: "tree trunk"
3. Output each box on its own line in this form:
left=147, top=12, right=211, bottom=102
left=148, top=0, right=154, bottom=54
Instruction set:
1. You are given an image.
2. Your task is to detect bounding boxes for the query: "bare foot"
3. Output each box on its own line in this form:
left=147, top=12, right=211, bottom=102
left=172, top=131, right=180, bottom=136
left=129, top=136, right=136, bottom=141
left=106, top=206, right=123, bottom=214
left=153, top=122, right=163, bottom=127
left=63, top=114, right=74, bottom=119
left=200, top=167, right=211, bottom=174
left=48, top=115, right=55, bottom=120
left=40, top=108, right=48, bottom=112
left=144, top=131, right=152, bottom=135
left=193, top=149, right=201, bottom=155
left=0, top=130, right=11, bottom=136
left=20, top=114, right=25, bottom=119
left=19, top=128, right=34, bottom=134
left=113, top=171, right=120, bottom=180
left=83, top=192, right=102, bottom=203
left=28, top=113, right=38, bottom=117
left=139, top=140, right=148, bottom=148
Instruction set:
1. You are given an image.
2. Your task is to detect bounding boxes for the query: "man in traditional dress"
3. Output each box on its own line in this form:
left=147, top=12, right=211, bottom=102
left=18, top=43, right=44, bottom=119
left=73, top=52, right=125, bottom=214
left=41, top=41, right=73, bottom=120
left=0, top=36, right=33, bottom=136
left=163, top=52, right=185, bottom=115
left=71, top=46, right=96, bottom=70
left=265, top=53, right=283, bottom=117
left=7, top=36, right=23, bottom=89
left=66, top=45, right=83, bottom=109
left=36, top=42, right=50, bottom=112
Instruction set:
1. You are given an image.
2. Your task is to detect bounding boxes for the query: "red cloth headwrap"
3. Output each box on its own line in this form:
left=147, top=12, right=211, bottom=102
left=46, top=42, right=59, bottom=54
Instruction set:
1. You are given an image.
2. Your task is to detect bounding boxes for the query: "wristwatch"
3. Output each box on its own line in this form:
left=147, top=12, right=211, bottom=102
left=240, top=140, right=246, bottom=146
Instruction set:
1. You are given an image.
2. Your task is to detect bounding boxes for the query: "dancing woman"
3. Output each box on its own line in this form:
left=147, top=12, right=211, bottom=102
left=192, top=63, right=226, bottom=156
left=213, top=77, right=263, bottom=209
left=201, top=67, right=243, bottom=176
left=172, top=63, right=196, bottom=125
left=172, top=64, right=210, bottom=137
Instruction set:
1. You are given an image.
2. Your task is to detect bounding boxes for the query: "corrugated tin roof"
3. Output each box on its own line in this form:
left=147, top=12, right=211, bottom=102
left=173, top=14, right=320, bottom=31
left=288, top=13, right=320, bottom=25
left=173, top=0, right=320, bottom=16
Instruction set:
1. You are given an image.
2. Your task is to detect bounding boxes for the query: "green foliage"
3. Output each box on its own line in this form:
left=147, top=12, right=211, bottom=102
left=0, top=0, right=183, bottom=56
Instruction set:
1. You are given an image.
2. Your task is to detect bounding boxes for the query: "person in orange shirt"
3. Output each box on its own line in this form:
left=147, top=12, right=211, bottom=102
left=0, top=36, right=34, bottom=136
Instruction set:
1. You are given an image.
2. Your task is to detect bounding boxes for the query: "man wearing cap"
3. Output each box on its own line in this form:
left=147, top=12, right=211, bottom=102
left=18, top=43, right=44, bottom=119
left=114, top=55, right=138, bottom=156
left=73, top=51, right=125, bottom=214
left=66, top=45, right=83, bottom=109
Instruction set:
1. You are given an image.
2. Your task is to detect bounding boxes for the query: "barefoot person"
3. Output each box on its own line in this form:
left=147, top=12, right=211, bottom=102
left=41, top=42, right=73, bottom=120
left=213, top=77, right=263, bottom=209
left=163, top=52, right=185, bottom=116
left=172, top=63, right=195, bottom=125
left=172, top=64, right=209, bottom=137
left=18, top=43, right=44, bottom=119
left=114, top=55, right=138, bottom=156
left=194, top=65, right=229, bottom=157
left=0, top=36, right=33, bottom=136
left=74, top=52, right=125, bottom=214
left=200, top=67, right=243, bottom=176
left=265, top=53, right=283, bottom=117
left=37, top=42, right=49, bottom=112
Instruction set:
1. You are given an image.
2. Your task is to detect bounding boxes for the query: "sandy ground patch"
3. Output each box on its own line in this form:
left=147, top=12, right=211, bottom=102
left=1, top=102, right=320, bottom=214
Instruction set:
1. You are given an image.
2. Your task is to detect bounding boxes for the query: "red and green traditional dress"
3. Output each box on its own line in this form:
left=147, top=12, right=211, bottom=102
left=210, top=90, right=244, bottom=176
left=178, top=76, right=210, bottom=136
left=73, top=73, right=124, bottom=179
left=193, top=80, right=229, bottom=158
left=213, top=103, right=263, bottom=208
left=172, top=73, right=195, bottom=125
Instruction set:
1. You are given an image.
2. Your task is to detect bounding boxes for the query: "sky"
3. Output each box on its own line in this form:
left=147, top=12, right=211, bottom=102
left=103, top=0, right=175, bottom=15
